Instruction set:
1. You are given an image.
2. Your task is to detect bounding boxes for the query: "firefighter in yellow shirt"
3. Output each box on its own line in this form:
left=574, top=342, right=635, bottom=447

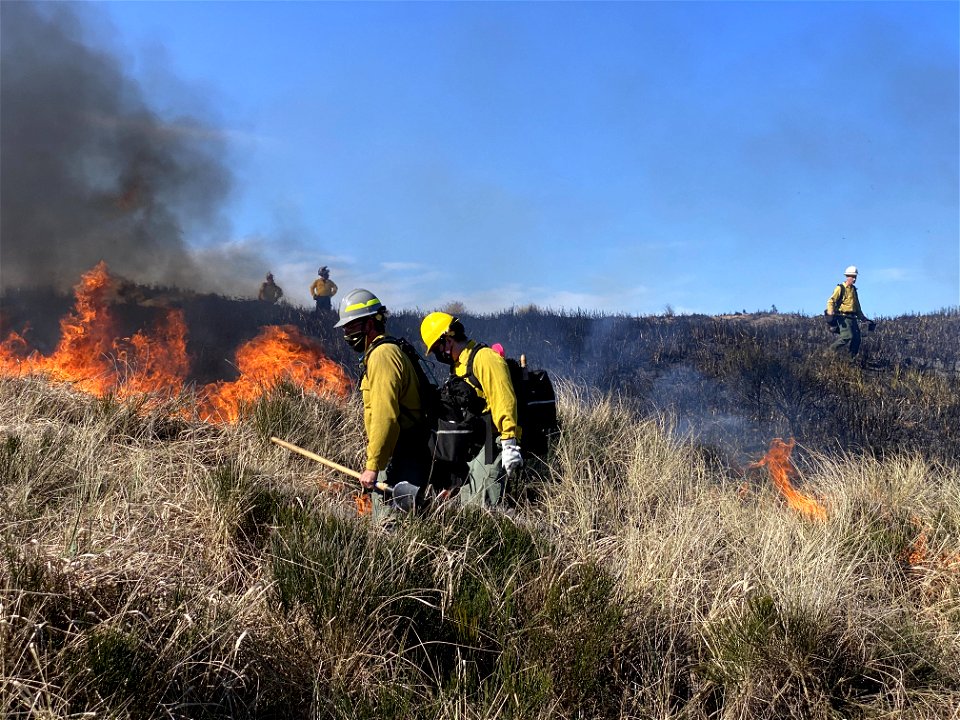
left=258, top=273, right=283, bottom=304
left=825, top=265, right=875, bottom=357
left=309, top=266, right=338, bottom=314
left=335, top=288, right=428, bottom=513
left=420, top=312, right=522, bottom=507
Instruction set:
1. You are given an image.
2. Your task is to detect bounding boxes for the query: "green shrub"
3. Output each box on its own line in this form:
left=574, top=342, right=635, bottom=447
left=203, top=459, right=285, bottom=550
left=0, top=433, right=22, bottom=485
left=248, top=379, right=310, bottom=442
left=699, top=592, right=878, bottom=718
left=522, top=559, right=623, bottom=713
left=69, top=625, right=160, bottom=712
left=270, top=505, right=405, bottom=632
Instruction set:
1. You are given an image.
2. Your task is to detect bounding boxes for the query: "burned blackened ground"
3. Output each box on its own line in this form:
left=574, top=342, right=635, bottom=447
left=0, top=289, right=74, bottom=356
left=380, top=307, right=960, bottom=464
left=2, top=286, right=958, bottom=462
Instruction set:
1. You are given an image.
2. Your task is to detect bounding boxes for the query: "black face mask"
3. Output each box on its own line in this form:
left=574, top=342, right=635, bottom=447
left=344, top=329, right=367, bottom=353
left=432, top=347, right=453, bottom=366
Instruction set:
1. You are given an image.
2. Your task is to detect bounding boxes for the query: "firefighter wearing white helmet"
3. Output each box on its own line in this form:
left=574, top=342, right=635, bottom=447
left=420, top=311, right=522, bottom=507
left=335, top=289, right=428, bottom=514
left=334, top=288, right=383, bottom=328
left=825, top=265, right=875, bottom=357
left=309, top=266, right=338, bottom=315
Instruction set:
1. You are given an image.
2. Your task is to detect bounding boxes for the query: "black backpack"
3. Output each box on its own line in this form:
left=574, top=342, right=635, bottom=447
left=432, top=373, right=488, bottom=464
left=464, top=344, right=560, bottom=459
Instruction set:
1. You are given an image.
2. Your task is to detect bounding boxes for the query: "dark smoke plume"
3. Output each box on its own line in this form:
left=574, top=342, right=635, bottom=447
left=0, top=2, right=246, bottom=294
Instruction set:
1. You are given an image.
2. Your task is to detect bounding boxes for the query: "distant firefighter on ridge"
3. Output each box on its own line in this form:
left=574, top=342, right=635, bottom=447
left=258, top=272, right=284, bottom=304
left=310, top=265, right=338, bottom=314
left=824, top=265, right=875, bottom=357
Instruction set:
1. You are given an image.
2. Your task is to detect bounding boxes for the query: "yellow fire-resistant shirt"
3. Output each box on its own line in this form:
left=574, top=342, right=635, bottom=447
left=359, top=337, right=422, bottom=472
left=310, top=278, right=338, bottom=299
left=258, top=281, right=283, bottom=303
left=826, top=283, right=866, bottom=318
left=454, top=340, right=520, bottom=441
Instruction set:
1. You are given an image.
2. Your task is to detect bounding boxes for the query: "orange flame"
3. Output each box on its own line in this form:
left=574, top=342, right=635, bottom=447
left=355, top=492, right=372, bottom=516
left=197, top=325, right=352, bottom=422
left=117, top=309, right=190, bottom=398
left=0, top=331, right=33, bottom=364
left=904, top=516, right=960, bottom=571
left=906, top=517, right=929, bottom=567
left=749, top=438, right=827, bottom=521
left=0, top=262, right=188, bottom=397
left=1, top=263, right=353, bottom=422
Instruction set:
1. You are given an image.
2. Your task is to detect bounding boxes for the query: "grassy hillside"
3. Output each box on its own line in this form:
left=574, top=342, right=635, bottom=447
left=1, top=295, right=959, bottom=718
left=9, top=286, right=957, bottom=459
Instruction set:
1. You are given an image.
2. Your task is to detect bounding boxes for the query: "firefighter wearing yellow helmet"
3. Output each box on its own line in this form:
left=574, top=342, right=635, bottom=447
left=420, top=311, right=522, bottom=507
left=825, top=265, right=875, bottom=357
left=336, top=289, right=428, bottom=514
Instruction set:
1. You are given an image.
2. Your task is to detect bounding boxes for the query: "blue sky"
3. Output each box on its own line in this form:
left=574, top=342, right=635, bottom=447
left=94, top=1, right=957, bottom=316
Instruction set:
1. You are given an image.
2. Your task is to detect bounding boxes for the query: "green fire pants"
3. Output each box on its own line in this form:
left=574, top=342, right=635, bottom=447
left=831, top=315, right=861, bottom=356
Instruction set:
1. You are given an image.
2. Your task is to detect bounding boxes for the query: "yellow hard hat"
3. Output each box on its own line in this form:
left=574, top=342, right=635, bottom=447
left=420, top=311, right=454, bottom=353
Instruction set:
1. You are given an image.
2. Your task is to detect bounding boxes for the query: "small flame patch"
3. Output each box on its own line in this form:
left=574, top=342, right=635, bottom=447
left=354, top=492, right=373, bottom=516
left=749, top=438, right=827, bottom=521
left=196, top=324, right=351, bottom=422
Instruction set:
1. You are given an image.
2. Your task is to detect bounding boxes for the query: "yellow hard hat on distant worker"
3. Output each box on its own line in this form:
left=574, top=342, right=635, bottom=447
left=420, top=311, right=455, bottom=353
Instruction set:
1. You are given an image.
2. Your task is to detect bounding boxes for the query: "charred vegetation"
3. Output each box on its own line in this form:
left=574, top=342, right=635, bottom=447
left=4, top=284, right=958, bottom=462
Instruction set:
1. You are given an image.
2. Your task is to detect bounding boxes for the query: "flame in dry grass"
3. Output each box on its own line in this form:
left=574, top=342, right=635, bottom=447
left=1, top=263, right=352, bottom=422
left=118, top=308, right=190, bottom=397
left=907, top=517, right=929, bottom=568
left=904, top=516, right=960, bottom=571
left=0, top=261, right=189, bottom=397
left=749, top=438, right=827, bottom=521
left=197, top=325, right=351, bottom=422
left=355, top=492, right=372, bottom=516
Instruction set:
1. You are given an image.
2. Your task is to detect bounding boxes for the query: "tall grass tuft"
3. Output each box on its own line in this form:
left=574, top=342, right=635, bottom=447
left=2, top=347, right=959, bottom=718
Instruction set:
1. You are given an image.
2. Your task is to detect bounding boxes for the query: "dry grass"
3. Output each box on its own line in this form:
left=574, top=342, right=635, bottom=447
left=1, top=374, right=959, bottom=719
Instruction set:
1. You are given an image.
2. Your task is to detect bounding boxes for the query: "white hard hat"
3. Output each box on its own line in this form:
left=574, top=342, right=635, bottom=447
left=334, top=288, right=385, bottom=328
left=844, top=265, right=858, bottom=276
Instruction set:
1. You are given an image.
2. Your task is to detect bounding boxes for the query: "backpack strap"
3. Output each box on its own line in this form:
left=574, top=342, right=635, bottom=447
left=834, top=283, right=847, bottom=314
left=363, top=335, right=434, bottom=377
left=461, top=342, right=496, bottom=459
left=361, top=335, right=435, bottom=426
left=462, top=342, right=489, bottom=395
left=360, top=335, right=397, bottom=379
